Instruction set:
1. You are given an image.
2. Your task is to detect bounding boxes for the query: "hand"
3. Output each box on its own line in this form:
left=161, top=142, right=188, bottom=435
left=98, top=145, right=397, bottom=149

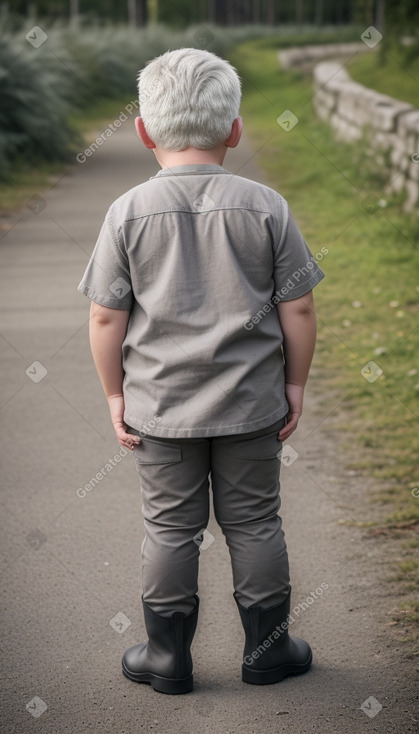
left=113, top=421, right=142, bottom=450
left=278, top=383, right=304, bottom=442
left=108, top=394, right=141, bottom=451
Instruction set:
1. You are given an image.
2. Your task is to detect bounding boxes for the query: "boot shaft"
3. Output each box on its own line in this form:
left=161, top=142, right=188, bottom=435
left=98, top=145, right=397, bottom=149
left=142, top=595, right=199, bottom=679
left=235, top=591, right=291, bottom=671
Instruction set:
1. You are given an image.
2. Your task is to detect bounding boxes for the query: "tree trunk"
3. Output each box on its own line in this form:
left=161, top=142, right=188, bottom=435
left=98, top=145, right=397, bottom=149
left=295, top=0, right=303, bottom=25
left=227, top=0, right=236, bottom=26
left=136, top=0, right=149, bottom=26
left=127, top=0, right=136, bottom=25
left=267, top=0, right=275, bottom=26
left=314, top=0, right=323, bottom=26
left=214, top=0, right=224, bottom=24
left=69, top=0, right=79, bottom=26
left=375, top=0, right=385, bottom=32
left=207, top=0, right=215, bottom=23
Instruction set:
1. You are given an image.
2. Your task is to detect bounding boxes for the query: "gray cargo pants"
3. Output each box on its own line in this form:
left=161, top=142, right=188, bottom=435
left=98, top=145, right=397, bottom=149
left=128, top=417, right=290, bottom=616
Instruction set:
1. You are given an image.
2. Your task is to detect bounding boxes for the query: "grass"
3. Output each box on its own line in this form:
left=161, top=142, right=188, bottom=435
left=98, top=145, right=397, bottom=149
left=349, top=47, right=419, bottom=106
left=229, top=37, right=419, bottom=646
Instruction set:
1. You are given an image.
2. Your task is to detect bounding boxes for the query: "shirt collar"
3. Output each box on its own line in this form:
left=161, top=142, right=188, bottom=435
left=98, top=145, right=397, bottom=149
left=152, top=164, right=230, bottom=178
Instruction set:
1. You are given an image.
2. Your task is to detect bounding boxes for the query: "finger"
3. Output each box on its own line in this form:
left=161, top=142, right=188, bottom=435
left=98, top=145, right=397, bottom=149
left=278, top=417, right=299, bottom=441
left=116, top=430, right=142, bottom=450
left=279, top=428, right=292, bottom=442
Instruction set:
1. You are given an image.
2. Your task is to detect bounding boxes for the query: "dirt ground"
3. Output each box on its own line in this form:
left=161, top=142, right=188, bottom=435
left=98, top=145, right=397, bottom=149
left=0, top=118, right=417, bottom=733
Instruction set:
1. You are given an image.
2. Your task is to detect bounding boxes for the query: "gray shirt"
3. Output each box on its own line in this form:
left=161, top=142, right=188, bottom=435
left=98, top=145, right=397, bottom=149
left=78, top=164, right=325, bottom=437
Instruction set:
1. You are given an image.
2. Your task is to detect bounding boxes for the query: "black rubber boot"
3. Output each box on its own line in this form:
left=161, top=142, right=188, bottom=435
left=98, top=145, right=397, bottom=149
left=122, top=595, right=199, bottom=694
left=235, top=588, right=312, bottom=685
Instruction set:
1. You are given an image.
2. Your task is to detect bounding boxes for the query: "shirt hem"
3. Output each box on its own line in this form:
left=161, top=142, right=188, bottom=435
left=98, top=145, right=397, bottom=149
left=77, top=282, right=132, bottom=310
left=124, top=406, right=288, bottom=438
left=276, top=269, right=325, bottom=301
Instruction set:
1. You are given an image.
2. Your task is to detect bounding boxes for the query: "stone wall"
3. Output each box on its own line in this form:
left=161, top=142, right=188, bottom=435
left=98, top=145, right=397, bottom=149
left=278, top=42, right=368, bottom=70
left=278, top=45, right=419, bottom=212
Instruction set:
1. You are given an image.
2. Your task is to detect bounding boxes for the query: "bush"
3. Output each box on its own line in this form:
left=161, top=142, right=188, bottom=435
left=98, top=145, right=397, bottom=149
left=0, top=21, right=361, bottom=177
left=0, top=32, right=77, bottom=174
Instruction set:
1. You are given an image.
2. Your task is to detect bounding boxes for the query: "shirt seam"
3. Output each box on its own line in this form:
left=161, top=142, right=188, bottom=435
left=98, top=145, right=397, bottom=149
left=123, top=206, right=273, bottom=223
left=107, top=206, right=130, bottom=262
left=276, top=199, right=289, bottom=252
left=152, top=170, right=231, bottom=179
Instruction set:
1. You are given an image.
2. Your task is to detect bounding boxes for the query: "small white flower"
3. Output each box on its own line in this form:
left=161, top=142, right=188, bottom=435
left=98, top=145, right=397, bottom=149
left=407, top=369, right=417, bottom=376
left=342, top=319, right=352, bottom=327
left=377, top=199, right=387, bottom=208
left=389, top=300, right=399, bottom=308
left=352, top=300, right=363, bottom=308
left=374, top=347, right=386, bottom=355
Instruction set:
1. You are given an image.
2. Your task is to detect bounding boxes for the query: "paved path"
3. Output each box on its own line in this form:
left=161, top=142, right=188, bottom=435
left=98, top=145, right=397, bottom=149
left=0, top=117, right=416, bottom=733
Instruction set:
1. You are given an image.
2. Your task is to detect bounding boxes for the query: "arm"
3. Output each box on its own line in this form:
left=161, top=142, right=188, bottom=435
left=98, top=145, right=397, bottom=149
left=276, top=289, right=317, bottom=441
left=89, top=301, right=141, bottom=449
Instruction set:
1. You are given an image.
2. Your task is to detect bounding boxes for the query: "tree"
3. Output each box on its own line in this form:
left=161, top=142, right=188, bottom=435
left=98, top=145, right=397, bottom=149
left=267, top=0, right=275, bottom=25
left=314, top=0, right=324, bottom=25
left=70, top=0, right=79, bottom=24
left=295, top=0, right=304, bottom=25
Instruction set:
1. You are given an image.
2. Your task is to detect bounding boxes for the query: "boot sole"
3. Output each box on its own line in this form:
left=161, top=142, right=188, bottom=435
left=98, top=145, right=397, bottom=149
left=122, top=658, right=193, bottom=694
left=241, top=649, right=312, bottom=685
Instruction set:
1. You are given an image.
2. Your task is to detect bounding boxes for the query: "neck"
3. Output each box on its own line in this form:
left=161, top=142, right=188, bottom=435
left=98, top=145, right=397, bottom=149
left=154, top=144, right=228, bottom=169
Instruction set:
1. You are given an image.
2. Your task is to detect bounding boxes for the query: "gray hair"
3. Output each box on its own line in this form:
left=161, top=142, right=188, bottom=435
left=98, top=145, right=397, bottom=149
left=138, top=47, right=242, bottom=151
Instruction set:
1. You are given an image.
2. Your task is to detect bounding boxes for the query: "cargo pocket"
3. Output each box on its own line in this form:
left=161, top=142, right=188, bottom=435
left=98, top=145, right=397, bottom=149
left=133, top=437, right=182, bottom=467
left=233, top=430, right=283, bottom=461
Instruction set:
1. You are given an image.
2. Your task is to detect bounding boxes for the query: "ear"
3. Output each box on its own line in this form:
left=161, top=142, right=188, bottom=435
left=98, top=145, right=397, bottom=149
left=135, top=117, right=156, bottom=149
left=225, top=116, right=243, bottom=149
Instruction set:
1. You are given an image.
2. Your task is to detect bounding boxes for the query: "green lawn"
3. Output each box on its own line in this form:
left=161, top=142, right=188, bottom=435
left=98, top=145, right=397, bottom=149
left=349, top=47, right=419, bottom=106
left=230, top=37, right=419, bottom=637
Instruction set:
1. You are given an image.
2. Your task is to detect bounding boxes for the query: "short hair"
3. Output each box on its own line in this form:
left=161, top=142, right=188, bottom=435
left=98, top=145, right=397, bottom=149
left=138, top=47, right=242, bottom=151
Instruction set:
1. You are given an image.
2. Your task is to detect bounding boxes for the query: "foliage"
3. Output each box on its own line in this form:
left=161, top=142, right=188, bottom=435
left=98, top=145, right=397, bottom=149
left=0, top=32, right=77, bottom=174
left=6, top=0, right=371, bottom=28
left=0, top=21, right=361, bottom=179
left=384, top=0, right=419, bottom=62
left=348, top=48, right=419, bottom=106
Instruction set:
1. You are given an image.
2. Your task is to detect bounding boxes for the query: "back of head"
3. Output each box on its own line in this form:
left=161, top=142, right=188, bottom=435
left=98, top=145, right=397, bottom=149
left=138, top=47, right=242, bottom=151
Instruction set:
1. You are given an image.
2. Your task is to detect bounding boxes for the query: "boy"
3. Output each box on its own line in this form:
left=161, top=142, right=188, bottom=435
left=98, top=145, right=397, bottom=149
left=78, top=48, right=325, bottom=695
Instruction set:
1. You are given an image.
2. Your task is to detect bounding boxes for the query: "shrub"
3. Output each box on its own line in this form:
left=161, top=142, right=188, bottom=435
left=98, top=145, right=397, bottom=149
left=0, top=21, right=361, bottom=177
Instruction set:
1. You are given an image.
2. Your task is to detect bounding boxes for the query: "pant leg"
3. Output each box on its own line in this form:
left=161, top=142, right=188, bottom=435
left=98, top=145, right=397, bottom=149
left=130, top=432, right=210, bottom=616
left=210, top=417, right=289, bottom=609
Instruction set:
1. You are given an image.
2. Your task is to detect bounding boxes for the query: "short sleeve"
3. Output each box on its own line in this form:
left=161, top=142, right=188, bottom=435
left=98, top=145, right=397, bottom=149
left=273, top=203, right=325, bottom=301
left=77, top=207, right=133, bottom=310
